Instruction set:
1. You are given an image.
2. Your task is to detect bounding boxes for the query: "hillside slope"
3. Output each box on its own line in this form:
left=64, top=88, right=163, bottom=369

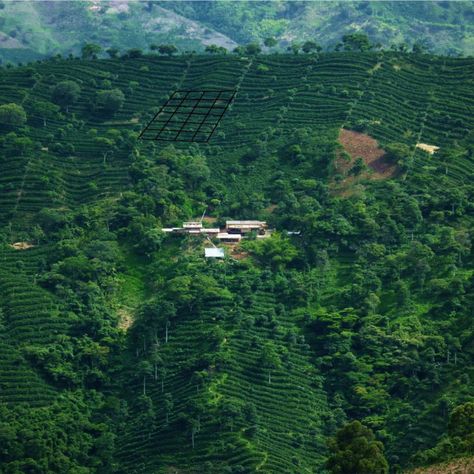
left=0, top=0, right=473, bottom=64
left=0, top=52, right=473, bottom=472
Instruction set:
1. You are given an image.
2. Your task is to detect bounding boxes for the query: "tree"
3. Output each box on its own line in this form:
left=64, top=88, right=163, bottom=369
left=287, top=43, right=301, bottom=55
left=385, top=142, right=411, bottom=163
left=81, top=43, right=102, bottom=59
left=243, top=233, right=298, bottom=270
left=28, top=100, right=59, bottom=127
left=125, top=48, right=143, bottom=59
left=260, top=342, right=281, bottom=383
left=0, top=103, right=27, bottom=127
left=52, top=80, right=81, bottom=112
left=106, top=48, right=119, bottom=58
left=412, top=39, right=431, bottom=55
left=183, top=154, right=210, bottom=190
left=264, top=37, right=277, bottom=48
left=342, top=33, right=373, bottom=52
left=164, top=393, right=173, bottom=424
left=134, top=227, right=164, bottom=257
left=233, top=46, right=246, bottom=55
left=326, top=420, right=388, bottom=473
left=137, top=360, right=153, bottom=396
left=205, top=44, right=227, bottom=54
left=145, top=300, right=176, bottom=342
left=158, top=44, right=178, bottom=56
left=350, top=157, right=366, bottom=176
left=448, top=402, right=474, bottom=439
left=94, top=136, right=116, bottom=164
left=302, top=40, right=322, bottom=53
left=245, top=43, right=262, bottom=55
left=95, top=89, right=125, bottom=115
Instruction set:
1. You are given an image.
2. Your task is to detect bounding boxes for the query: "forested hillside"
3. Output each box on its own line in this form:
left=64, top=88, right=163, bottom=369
left=0, top=0, right=473, bottom=64
left=0, top=48, right=473, bottom=473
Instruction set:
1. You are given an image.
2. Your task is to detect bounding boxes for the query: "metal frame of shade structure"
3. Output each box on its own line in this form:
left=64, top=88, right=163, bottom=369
left=139, top=89, right=236, bottom=143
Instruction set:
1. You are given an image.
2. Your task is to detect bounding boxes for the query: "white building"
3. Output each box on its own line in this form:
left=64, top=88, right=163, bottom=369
left=205, top=248, right=225, bottom=258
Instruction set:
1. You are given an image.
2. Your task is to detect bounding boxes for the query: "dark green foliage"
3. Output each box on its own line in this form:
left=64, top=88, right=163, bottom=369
left=245, top=42, right=262, bottom=55
left=448, top=403, right=474, bottom=439
left=95, top=89, right=125, bottom=115
left=81, top=43, right=102, bottom=59
left=125, top=48, right=143, bottom=59
left=157, top=44, right=178, bottom=56
left=205, top=44, right=227, bottom=55
left=302, top=40, right=322, bottom=53
left=342, top=33, right=373, bottom=51
left=0, top=50, right=472, bottom=474
left=51, top=80, right=80, bottom=111
left=26, top=99, right=59, bottom=127
left=327, top=421, right=389, bottom=473
left=0, top=103, right=26, bottom=127
left=264, top=37, right=277, bottom=48
left=106, top=47, right=120, bottom=59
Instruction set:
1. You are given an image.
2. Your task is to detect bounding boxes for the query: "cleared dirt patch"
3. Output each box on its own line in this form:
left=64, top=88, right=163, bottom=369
left=405, top=456, right=474, bottom=474
left=332, top=129, right=397, bottom=196
left=231, top=247, right=249, bottom=260
left=338, top=128, right=396, bottom=177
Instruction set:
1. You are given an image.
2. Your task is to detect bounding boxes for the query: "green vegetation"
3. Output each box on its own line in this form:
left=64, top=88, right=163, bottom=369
left=327, top=421, right=388, bottom=473
left=0, top=1, right=473, bottom=64
left=0, top=103, right=26, bottom=127
left=0, top=47, right=472, bottom=473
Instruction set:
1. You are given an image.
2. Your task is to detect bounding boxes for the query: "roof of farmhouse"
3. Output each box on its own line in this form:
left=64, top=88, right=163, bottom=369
left=226, top=220, right=267, bottom=226
left=217, top=232, right=242, bottom=240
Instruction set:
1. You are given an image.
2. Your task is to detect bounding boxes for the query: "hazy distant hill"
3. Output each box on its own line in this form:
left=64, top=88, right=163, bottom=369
left=0, top=0, right=472, bottom=63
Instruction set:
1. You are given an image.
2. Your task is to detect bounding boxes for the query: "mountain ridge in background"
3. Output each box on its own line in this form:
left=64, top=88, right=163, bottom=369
left=0, top=0, right=473, bottom=64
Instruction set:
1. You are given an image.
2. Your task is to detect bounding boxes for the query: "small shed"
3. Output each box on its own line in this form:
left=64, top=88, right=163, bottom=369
left=205, top=248, right=225, bottom=258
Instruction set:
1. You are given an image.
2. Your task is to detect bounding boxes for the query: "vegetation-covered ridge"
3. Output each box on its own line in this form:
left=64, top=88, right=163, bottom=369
left=0, top=0, right=473, bottom=65
left=0, top=50, right=473, bottom=473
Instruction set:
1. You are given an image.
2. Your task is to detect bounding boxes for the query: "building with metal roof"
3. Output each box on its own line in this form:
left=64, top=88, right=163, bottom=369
left=217, top=232, right=242, bottom=242
left=226, top=220, right=267, bottom=233
left=205, top=248, right=225, bottom=258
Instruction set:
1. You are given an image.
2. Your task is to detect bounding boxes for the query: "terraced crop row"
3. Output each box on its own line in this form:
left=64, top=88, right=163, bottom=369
left=115, top=276, right=329, bottom=473
left=1, top=53, right=472, bottom=227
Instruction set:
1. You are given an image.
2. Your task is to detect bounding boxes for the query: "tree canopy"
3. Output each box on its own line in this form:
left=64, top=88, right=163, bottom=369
left=0, top=103, right=27, bottom=127
left=326, top=421, right=389, bottom=473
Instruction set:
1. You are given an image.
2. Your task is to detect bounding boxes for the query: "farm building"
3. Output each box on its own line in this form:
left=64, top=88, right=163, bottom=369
left=162, top=226, right=219, bottom=235
left=226, top=220, right=267, bottom=234
left=161, top=219, right=270, bottom=242
left=183, top=221, right=203, bottom=230
left=205, top=248, right=225, bottom=258
left=217, top=232, right=242, bottom=243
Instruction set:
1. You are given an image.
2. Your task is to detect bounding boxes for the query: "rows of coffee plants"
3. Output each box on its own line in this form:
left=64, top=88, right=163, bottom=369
left=114, top=270, right=330, bottom=473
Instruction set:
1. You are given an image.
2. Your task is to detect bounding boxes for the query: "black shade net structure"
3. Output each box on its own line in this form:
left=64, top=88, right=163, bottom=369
left=139, top=89, right=236, bottom=142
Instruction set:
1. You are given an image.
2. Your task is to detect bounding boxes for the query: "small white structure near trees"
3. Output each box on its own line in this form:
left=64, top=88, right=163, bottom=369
left=205, top=247, right=225, bottom=258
